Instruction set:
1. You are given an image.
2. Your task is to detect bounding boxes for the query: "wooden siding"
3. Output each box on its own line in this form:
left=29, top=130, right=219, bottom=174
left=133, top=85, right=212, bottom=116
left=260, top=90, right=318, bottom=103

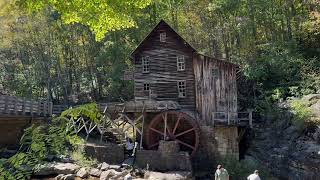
left=193, top=55, right=237, bottom=125
left=133, top=22, right=196, bottom=110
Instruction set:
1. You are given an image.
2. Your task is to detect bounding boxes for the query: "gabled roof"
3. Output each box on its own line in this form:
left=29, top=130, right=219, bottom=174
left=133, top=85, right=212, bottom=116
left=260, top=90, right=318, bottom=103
left=130, top=19, right=238, bottom=67
left=131, top=20, right=197, bottom=57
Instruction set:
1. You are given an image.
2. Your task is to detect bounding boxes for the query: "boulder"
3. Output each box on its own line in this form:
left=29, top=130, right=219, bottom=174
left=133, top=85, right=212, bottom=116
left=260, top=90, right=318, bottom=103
left=302, top=94, right=320, bottom=102
left=109, top=165, right=121, bottom=171
left=100, top=162, right=110, bottom=171
left=63, top=174, right=75, bottom=180
left=144, top=171, right=192, bottom=180
left=55, top=155, right=74, bottom=163
left=109, top=170, right=130, bottom=180
left=100, top=169, right=121, bottom=180
left=310, top=99, right=320, bottom=116
left=89, top=168, right=102, bottom=177
left=55, top=174, right=65, bottom=180
left=34, top=162, right=80, bottom=176
left=124, top=173, right=133, bottom=180
left=76, top=167, right=88, bottom=178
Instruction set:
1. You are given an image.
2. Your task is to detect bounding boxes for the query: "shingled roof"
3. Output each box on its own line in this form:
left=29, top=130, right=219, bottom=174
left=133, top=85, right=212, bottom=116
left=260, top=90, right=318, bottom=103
left=131, top=19, right=237, bottom=66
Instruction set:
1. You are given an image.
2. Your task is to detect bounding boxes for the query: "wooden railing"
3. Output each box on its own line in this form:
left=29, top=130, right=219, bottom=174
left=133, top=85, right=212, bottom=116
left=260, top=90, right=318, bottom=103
left=52, top=104, right=70, bottom=115
left=0, top=95, right=52, bottom=117
left=212, top=110, right=253, bottom=128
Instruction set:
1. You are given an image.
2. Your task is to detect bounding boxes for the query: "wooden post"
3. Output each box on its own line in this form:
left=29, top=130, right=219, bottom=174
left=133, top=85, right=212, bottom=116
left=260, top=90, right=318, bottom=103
left=22, top=98, right=26, bottom=115
left=212, top=112, right=215, bottom=126
left=140, top=103, right=145, bottom=149
left=38, top=100, right=41, bottom=116
left=43, top=101, right=47, bottom=116
left=49, top=102, right=53, bottom=116
left=30, top=99, right=34, bottom=115
left=4, top=96, right=8, bottom=114
left=248, top=109, right=253, bottom=128
left=13, top=97, right=17, bottom=115
left=164, top=111, right=167, bottom=140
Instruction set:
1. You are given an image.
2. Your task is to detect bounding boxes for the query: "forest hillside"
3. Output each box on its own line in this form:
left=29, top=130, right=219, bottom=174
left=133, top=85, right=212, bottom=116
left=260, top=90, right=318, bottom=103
left=0, top=0, right=319, bottom=179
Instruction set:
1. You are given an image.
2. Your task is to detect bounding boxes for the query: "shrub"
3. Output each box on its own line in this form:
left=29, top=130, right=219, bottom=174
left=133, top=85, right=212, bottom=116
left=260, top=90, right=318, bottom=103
left=216, top=156, right=276, bottom=180
left=290, top=100, right=315, bottom=130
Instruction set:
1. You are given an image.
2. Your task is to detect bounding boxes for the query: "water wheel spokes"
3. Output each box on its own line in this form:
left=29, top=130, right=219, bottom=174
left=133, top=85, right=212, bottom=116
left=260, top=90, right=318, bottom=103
left=146, top=111, right=199, bottom=156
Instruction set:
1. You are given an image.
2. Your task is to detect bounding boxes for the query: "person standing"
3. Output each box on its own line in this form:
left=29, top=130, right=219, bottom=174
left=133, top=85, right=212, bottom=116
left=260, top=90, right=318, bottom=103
left=247, top=170, right=261, bottom=180
left=214, top=164, right=229, bottom=180
left=125, top=137, right=134, bottom=156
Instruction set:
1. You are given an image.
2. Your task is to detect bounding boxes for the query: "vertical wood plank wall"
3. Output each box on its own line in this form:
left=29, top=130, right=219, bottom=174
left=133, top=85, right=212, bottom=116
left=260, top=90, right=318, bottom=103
left=134, top=23, right=196, bottom=110
left=193, top=54, right=237, bottom=125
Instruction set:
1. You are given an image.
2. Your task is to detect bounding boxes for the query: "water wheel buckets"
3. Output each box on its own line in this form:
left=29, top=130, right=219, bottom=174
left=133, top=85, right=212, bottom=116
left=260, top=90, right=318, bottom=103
left=145, top=111, right=200, bottom=156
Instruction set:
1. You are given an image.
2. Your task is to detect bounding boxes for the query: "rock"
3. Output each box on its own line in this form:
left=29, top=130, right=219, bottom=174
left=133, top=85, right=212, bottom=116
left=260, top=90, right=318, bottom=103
left=144, top=171, right=192, bottom=180
left=109, top=165, right=121, bottom=171
left=100, top=162, right=110, bottom=171
left=34, top=162, right=80, bottom=176
left=97, top=163, right=102, bottom=169
left=76, top=167, right=88, bottom=178
left=63, top=174, right=75, bottom=180
left=89, top=168, right=102, bottom=177
left=100, top=169, right=121, bottom=180
left=122, top=157, right=134, bottom=168
left=302, top=94, right=320, bottom=102
left=124, top=173, right=133, bottom=180
left=313, top=127, right=320, bottom=143
left=109, top=170, right=130, bottom=180
left=55, top=174, right=65, bottom=180
left=55, top=174, right=75, bottom=180
left=311, top=99, right=320, bottom=116
left=56, top=155, right=74, bottom=163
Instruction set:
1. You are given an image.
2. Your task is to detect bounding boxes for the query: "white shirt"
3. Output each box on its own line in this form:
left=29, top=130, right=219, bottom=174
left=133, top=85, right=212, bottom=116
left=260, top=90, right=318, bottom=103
left=126, top=141, right=134, bottom=150
left=247, top=174, right=261, bottom=180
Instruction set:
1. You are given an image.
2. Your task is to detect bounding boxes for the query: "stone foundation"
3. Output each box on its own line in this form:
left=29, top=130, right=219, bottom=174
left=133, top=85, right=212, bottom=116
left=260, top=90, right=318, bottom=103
left=158, top=140, right=180, bottom=154
left=82, top=143, right=124, bottom=164
left=135, top=150, right=192, bottom=171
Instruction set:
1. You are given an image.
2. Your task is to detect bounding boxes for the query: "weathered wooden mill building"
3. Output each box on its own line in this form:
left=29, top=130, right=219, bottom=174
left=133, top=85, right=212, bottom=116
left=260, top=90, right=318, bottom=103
left=122, top=19, right=252, bottom=162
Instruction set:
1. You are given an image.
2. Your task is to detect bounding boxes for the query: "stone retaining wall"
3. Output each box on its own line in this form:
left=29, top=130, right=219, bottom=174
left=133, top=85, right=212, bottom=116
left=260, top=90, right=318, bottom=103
left=193, top=126, right=239, bottom=172
left=82, top=143, right=124, bottom=164
left=0, top=117, right=46, bottom=147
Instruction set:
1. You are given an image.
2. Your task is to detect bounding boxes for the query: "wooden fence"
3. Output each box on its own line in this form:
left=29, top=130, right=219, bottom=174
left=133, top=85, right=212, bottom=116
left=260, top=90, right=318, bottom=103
left=0, top=95, right=52, bottom=117
left=212, top=110, right=253, bottom=128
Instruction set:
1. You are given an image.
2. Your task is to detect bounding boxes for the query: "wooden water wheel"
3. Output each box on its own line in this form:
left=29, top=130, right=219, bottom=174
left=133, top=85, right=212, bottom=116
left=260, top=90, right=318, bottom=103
left=146, top=111, right=199, bottom=156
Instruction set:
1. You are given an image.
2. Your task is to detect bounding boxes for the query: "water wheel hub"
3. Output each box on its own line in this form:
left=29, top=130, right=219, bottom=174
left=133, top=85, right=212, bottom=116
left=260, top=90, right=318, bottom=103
left=146, top=111, right=199, bottom=156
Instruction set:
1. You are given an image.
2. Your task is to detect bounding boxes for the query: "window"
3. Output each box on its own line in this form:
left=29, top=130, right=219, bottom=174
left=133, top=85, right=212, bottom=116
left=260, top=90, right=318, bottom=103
left=142, top=56, right=150, bottom=73
left=144, top=83, right=150, bottom=91
left=177, top=55, right=185, bottom=71
left=177, top=81, right=186, bottom=98
left=212, top=68, right=219, bottom=78
left=160, top=32, right=166, bottom=42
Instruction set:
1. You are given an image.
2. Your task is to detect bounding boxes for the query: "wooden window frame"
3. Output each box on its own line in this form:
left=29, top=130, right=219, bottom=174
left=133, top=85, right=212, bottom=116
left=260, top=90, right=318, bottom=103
left=177, top=55, right=185, bottom=71
left=212, top=68, right=219, bottom=78
left=142, top=56, right=150, bottom=73
left=143, top=83, right=150, bottom=91
left=177, top=80, right=186, bottom=98
left=160, top=32, right=166, bottom=42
